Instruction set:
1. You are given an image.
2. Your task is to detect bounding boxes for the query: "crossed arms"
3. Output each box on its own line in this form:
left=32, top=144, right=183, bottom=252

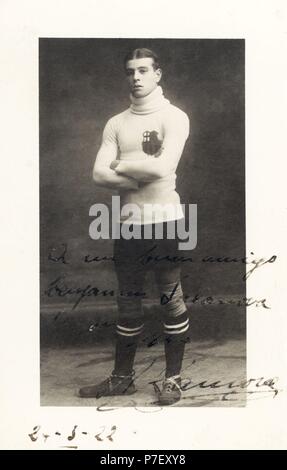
left=93, top=115, right=189, bottom=190
left=93, top=149, right=139, bottom=190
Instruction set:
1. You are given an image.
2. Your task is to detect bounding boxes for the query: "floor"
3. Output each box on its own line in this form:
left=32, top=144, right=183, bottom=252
left=41, top=338, right=246, bottom=407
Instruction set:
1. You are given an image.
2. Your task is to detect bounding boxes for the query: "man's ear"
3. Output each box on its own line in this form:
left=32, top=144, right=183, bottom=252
left=155, top=68, right=162, bottom=83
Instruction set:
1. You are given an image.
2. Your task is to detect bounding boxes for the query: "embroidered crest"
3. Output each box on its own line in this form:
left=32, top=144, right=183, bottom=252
left=142, top=130, right=163, bottom=157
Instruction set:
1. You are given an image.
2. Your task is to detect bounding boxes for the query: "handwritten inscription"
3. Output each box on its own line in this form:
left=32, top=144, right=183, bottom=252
left=28, top=424, right=117, bottom=448
left=49, top=244, right=277, bottom=281
left=45, top=276, right=146, bottom=310
left=150, top=375, right=279, bottom=400
left=45, top=276, right=269, bottom=310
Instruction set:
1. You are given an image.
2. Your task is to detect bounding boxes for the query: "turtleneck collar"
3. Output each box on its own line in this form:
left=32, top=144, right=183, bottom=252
left=129, top=85, right=170, bottom=115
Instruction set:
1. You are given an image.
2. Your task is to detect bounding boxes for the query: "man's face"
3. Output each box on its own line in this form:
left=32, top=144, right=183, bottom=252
left=125, top=57, right=162, bottom=98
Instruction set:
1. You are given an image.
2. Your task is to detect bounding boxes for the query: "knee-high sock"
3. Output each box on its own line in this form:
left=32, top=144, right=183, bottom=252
left=113, top=317, right=144, bottom=376
left=164, top=311, right=190, bottom=379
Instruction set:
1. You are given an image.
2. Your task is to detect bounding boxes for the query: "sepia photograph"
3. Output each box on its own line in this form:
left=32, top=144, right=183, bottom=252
left=40, top=38, right=246, bottom=408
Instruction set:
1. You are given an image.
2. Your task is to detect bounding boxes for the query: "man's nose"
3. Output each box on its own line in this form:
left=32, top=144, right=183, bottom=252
left=133, top=70, right=140, bottom=81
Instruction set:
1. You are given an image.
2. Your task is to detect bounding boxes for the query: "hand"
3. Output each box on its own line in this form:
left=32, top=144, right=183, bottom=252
left=110, top=160, right=120, bottom=171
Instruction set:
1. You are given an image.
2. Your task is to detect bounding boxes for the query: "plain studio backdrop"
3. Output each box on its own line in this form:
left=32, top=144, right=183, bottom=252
left=39, top=38, right=245, bottom=344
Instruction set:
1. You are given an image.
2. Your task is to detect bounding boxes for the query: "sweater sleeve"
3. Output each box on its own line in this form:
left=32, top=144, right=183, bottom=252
left=93, top=117, right=139, bottom=190
left=96, top=117, right=118, bottom=164
left=115, top=110, right=190, bottom=181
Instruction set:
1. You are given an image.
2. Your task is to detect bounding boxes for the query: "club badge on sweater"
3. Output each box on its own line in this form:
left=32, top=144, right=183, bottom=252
left=142, top=130, right=163, bottom=157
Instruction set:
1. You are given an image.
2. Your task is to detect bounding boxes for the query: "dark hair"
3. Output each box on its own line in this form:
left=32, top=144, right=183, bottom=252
left=123, top=48, right=160, bottom=70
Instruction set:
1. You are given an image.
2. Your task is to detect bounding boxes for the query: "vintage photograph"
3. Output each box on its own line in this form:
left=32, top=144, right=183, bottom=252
left=40, top=38, right=246, bottom=407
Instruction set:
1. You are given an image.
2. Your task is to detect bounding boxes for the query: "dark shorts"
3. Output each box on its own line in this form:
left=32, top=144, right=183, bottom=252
left=114, top=220, right=186, bottom=317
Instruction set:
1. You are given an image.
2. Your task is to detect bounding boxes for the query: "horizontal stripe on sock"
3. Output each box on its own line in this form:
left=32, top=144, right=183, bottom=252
left=164, top=324, right=190, bottom=335
left=164, top=318, right=189, bottom=330
left=117, top=324, right=144, bottom=333
left=117, top=330, right=143, bottom=337
left=117, top=324, right=144, bottom=337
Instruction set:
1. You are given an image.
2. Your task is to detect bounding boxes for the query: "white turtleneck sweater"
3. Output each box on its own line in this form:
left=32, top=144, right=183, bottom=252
left=98, top=86, right=190, bottom=224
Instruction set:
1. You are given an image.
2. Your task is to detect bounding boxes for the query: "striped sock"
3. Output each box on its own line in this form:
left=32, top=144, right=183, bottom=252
left=164, top=311, right=190, bottom=378
left=114, top=317, right=144, bottom=376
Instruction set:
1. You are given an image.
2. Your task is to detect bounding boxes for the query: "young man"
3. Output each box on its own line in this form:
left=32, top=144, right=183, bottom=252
left=79, top=48, right=190, bottom=405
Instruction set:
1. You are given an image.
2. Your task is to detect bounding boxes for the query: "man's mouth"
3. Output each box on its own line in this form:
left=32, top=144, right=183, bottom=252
left=133, top=85, right=143, bottom=89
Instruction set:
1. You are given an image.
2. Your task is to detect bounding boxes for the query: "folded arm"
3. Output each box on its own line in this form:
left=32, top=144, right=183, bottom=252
left=93, top=121, right=139, bottom=190
left=113, top=114, right=190, bottom=181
